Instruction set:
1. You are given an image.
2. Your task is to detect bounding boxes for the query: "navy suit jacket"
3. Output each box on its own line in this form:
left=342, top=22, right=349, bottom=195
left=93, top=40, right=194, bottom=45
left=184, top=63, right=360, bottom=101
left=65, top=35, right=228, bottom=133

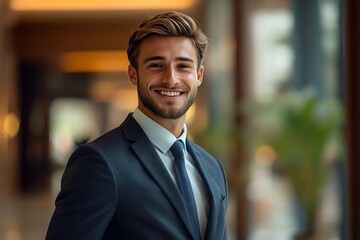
left=46, top=114, right=228, bottom=240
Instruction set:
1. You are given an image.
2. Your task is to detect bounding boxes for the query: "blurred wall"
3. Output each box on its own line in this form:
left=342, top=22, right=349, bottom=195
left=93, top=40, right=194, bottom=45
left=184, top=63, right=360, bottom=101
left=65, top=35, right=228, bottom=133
left=0, top=1, right=19, bottom=197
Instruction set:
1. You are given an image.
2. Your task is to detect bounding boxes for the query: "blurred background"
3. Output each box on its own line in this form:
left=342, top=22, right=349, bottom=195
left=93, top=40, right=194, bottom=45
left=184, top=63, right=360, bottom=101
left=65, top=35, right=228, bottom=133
left=1, top=0, right=358, bottom=239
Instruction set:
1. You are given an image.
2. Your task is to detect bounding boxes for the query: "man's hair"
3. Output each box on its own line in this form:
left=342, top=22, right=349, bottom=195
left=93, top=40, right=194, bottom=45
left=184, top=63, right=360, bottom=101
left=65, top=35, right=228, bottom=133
left=127, top=11, right=208, bottom=70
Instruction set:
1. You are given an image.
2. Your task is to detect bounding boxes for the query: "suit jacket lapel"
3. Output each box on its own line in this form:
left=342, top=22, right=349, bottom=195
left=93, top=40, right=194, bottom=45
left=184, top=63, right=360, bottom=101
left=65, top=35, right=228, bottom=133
left=120, top=114, right=196, bottom=238
left=186, top=141, right=224, bottom=239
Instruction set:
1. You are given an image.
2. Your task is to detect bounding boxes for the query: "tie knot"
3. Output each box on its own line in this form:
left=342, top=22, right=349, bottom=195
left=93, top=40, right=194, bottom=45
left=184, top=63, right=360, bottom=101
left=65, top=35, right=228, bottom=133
left=170, top=140, right=185, bottom=158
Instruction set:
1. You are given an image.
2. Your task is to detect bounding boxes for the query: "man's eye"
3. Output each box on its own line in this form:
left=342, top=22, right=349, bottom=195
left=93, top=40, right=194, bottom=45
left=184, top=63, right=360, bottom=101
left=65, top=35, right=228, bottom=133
left=178, top=64, right=190, bottom=69
left=149, top=63, right=162, bottom=68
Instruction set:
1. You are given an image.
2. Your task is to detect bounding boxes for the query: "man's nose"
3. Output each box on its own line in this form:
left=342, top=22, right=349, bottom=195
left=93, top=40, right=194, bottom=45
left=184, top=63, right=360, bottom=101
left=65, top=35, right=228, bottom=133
left=162, top=65, right=178, bottom=86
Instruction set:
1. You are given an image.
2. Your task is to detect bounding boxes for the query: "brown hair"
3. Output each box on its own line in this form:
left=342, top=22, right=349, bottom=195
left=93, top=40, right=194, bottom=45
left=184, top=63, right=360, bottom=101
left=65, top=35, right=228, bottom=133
left=127, top=11, right=208, bottom=70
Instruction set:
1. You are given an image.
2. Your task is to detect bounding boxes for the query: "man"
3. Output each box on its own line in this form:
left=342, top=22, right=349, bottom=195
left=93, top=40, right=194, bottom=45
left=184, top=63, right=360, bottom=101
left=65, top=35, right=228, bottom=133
left=46, top=11, right=228, bottom=240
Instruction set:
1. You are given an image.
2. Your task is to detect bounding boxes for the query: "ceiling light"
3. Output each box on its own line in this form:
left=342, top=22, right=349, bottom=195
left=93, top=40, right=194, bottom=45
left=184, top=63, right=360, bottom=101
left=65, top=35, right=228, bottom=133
left=60, top=50, right=129, bottom=73
left=11, top=0, right=196, bottom=11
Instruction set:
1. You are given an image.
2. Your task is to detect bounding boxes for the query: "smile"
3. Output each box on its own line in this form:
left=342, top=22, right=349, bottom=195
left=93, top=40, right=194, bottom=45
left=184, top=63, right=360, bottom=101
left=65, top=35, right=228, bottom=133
left=158, top=90, right=182, bottom=97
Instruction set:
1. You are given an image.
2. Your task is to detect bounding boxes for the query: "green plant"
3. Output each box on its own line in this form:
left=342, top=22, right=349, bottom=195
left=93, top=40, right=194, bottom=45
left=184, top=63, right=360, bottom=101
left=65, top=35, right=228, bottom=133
left=239, top=89, right=343, bottom=235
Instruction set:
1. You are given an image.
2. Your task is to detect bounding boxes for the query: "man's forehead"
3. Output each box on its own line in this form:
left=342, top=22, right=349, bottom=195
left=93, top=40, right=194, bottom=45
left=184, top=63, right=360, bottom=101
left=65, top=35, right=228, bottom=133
left=137, top=36, right=198, bottom=62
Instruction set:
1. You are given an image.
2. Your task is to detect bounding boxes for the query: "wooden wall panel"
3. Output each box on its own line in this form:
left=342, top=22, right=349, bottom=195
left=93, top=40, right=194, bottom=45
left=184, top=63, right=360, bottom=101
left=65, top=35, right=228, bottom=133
left=344, top=0, right=360, bottom=239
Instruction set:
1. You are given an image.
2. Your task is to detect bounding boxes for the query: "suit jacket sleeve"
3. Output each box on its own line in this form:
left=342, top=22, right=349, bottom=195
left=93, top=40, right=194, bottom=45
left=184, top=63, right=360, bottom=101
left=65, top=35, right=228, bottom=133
left=221, top=159, right=228, bottom=240
left=46, top=144, right=117, bottom=240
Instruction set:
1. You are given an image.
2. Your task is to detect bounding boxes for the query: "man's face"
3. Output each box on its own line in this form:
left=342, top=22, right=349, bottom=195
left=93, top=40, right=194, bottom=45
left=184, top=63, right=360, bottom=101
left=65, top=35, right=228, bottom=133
left=128, top=36, right=204, bottom=121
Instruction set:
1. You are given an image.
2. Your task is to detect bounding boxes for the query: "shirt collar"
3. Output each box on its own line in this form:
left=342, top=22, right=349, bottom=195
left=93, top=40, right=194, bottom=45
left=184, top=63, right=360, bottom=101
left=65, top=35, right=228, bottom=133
left=133, top=108, right=187, bottom=153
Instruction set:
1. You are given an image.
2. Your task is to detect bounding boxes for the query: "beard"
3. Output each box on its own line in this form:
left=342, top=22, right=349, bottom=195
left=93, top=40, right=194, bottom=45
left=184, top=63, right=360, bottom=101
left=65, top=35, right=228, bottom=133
left=137, top=83, right=197, bottom=119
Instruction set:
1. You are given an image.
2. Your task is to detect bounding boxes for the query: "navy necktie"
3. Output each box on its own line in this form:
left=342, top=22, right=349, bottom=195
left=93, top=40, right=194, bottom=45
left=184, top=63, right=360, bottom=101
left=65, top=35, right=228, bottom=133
left=170, top=140, right=201, bottom=240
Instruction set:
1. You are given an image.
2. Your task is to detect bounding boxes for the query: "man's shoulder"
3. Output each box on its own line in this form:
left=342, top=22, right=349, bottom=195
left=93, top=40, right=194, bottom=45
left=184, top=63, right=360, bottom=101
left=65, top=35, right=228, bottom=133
left=88, top=113, right=142, bottom=147
left=93, top=126, right=124, bottom=143
left=70, top=127, right=125, bottom=159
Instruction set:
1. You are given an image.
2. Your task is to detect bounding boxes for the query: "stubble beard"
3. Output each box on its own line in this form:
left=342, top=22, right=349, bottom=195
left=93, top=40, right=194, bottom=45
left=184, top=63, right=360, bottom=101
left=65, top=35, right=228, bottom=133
left=137, top=83, right=197, bottom=119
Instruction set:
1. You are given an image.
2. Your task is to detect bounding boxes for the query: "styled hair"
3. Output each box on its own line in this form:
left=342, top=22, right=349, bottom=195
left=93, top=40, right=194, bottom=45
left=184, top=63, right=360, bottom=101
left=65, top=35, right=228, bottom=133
left=127, top=11, right=208, bottom=70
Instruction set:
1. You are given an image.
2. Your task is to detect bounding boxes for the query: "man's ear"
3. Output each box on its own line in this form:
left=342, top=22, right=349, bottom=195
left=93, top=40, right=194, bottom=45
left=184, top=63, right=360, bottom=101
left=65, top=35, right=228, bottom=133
left=128, top=65, right=138, bottom=85
left=196, top=65, right=204, bottom=87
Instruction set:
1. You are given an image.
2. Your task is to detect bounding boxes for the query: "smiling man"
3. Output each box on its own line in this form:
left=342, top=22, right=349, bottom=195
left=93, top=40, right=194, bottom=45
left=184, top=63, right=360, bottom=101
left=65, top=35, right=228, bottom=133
left=46, top=11, right=228, bottom=240
left=129, top=35, right=203, bottom=137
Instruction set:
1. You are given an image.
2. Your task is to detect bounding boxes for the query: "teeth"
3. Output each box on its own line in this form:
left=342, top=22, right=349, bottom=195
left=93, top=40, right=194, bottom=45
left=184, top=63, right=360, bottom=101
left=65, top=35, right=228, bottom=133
left=159, top=91, right=181, bottom=96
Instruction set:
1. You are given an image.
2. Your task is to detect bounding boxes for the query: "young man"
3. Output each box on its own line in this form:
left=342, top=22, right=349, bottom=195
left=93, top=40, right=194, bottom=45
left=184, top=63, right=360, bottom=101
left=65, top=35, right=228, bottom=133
left=46, top=11, right=228, bottom=240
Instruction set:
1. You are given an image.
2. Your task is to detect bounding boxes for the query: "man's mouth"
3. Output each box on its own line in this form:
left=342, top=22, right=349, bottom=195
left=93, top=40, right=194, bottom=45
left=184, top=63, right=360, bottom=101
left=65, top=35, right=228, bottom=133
left=157, top=90, right=182, bottom=97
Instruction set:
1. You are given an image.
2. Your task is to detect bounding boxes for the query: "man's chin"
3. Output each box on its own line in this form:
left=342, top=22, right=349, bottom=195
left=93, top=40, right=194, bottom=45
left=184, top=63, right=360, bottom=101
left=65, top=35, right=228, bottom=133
left=154, top=109, right=185, bottom=119
left=139, top=97, right=190, bottom=119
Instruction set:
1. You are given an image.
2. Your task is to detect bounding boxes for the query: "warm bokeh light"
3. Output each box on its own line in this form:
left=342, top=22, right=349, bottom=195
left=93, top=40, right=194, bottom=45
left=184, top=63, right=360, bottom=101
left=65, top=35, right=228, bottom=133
left=11, top=0, right=196, bottom=11
left=112, top=89, right=138, bottom=111
left=60, top=51, right=129, bottom=73
left=254, top=145, right=277, bottom=167
left=5, top=225, right=21, bottom=240
left=186, top=104, right=196, bottom=124
left=3, top=113, right=20, bottom=139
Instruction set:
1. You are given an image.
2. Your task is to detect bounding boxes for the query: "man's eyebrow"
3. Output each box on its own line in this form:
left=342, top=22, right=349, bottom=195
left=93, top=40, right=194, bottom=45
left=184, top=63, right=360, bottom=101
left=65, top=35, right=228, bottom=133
left=143, top=56, right=194, bottom=63
left=143, top=56, right=165, bottom=63
left=176, top=57, right=194, bottom=63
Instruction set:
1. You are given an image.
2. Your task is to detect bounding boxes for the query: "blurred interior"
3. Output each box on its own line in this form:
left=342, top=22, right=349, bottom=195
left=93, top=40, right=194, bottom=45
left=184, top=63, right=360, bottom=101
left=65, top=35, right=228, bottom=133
left=1, top=0, right=359, bottom=239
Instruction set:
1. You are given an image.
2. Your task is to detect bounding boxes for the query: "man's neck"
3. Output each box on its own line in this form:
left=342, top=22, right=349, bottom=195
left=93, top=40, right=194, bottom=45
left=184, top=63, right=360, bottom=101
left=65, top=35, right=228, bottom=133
left=137, top=107, right=186, bottom=138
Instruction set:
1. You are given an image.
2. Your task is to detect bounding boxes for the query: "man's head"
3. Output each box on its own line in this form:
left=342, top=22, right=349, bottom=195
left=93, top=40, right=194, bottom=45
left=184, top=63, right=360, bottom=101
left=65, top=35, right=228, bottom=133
left=127, top=11, right=208, bottom=71
left=127, top=12, right=207, bottom=127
